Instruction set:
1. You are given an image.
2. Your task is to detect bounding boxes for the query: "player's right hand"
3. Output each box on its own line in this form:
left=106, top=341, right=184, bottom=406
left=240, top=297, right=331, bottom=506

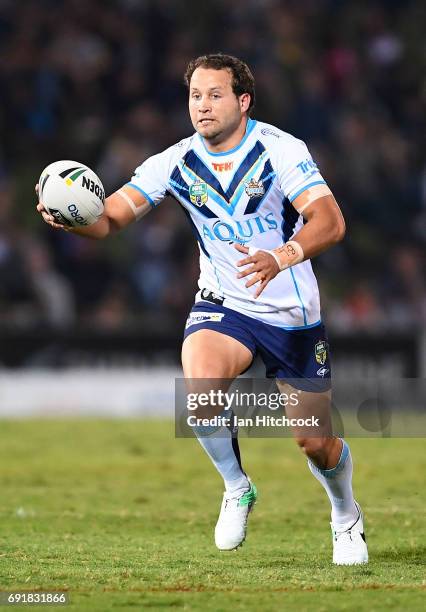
left=35, top=184, right=69, bottom=230
left=234, top=242, right=280, bottom=298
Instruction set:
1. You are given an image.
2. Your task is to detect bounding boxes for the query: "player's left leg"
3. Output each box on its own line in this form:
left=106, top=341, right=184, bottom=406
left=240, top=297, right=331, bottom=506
left=277, top=382, right=368, bottom=565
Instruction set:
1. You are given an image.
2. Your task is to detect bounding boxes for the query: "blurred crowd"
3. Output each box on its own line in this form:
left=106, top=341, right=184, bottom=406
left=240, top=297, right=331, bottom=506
left=0, top=0, right=424, bottom=333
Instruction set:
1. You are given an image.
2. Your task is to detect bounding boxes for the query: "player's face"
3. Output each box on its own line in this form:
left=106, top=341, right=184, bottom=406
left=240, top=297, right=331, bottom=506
left=189, top=68, right=249, bottom=147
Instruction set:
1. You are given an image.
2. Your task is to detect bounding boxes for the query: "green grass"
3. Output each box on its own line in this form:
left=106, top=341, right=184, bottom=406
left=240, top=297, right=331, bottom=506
left=0, top=420, right=424, bottom=611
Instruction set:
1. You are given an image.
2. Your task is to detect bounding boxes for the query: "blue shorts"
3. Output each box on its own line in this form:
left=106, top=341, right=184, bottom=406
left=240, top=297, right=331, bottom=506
left=183, top=300, right=331, bottom=392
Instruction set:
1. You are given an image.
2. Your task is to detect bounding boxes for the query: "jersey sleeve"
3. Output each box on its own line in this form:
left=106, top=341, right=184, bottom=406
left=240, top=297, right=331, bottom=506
left=126, top=150, right=171, bottom=208
left=275, top=138, right=327, bottom=203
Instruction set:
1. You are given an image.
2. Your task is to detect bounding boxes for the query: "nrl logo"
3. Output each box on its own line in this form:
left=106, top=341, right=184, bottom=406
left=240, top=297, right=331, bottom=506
left=189, top=179, right=208, bottom=206
left=244, top=178, right=265, bottom=198
left=315, top=341, right=327, bottom=365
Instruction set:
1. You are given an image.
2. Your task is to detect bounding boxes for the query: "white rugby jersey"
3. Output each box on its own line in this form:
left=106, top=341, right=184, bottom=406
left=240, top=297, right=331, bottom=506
left=128, top=119, right=328, bottom=329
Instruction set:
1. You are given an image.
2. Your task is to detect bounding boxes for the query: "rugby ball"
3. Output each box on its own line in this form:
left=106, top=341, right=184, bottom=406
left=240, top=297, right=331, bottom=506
left=38, top=160, right=105, bottom=227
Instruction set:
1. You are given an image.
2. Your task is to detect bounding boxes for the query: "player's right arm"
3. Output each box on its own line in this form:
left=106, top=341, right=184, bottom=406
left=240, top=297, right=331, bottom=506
left=36, top=184, right=152, bottom=239
left=37, top=143, right=183, bottom=236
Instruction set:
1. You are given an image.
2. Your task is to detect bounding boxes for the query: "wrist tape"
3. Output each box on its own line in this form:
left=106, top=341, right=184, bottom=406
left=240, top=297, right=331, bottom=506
left=248, top=240, right=304, bottom=271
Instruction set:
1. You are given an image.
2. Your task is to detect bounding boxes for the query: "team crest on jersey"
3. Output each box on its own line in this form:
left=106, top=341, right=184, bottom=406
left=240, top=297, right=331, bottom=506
left=244, top=178, right=265, bottom=198
left=189, top=180, right=208, bottom=206
left=315, top=341, right=327, bottom=365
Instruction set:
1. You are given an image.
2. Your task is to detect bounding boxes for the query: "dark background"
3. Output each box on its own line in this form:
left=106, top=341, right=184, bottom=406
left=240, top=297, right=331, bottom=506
left=0, top=0, right=424, bottom=372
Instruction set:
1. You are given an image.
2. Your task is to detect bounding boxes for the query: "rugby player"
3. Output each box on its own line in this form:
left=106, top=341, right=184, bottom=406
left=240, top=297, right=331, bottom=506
left=36, top=54, right=368, bottom=565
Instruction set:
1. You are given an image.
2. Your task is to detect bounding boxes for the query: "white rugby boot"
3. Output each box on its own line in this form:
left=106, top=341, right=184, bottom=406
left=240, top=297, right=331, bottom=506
left=214, top=481, right=257, bottom=550
left=331, top=501, right=368, bottom=565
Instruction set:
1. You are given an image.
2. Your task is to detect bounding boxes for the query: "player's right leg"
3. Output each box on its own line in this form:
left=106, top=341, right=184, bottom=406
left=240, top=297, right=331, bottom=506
left=182, top=323, right=257, bottom=550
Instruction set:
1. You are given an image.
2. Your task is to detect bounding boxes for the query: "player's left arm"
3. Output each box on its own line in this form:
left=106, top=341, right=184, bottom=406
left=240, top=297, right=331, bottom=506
left=282, top=183, right=346, bottom=260
left=235, top=184, right=346, bottom=298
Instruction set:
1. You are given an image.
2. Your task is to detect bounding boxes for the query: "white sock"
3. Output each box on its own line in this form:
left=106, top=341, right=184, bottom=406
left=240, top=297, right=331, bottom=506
left=192, top=413, right=249, bottom=495
left=308, top=439, right=358, bottom=528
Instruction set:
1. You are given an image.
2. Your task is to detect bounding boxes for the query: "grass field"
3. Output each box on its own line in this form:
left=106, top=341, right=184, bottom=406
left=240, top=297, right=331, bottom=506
left=0, top=420, right=424, bottom=611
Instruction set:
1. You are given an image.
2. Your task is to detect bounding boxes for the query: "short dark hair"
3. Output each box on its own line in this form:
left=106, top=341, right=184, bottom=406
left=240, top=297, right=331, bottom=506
left=184, top=53, right=256, bottom=115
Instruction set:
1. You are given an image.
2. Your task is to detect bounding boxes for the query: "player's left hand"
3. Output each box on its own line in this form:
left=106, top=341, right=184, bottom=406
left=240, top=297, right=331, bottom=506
left=234, top=243, right=280, bottom=298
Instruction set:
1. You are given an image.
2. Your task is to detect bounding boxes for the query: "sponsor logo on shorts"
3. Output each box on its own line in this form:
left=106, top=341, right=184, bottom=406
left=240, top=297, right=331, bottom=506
left=316, top=366, right=329, bottom=378
left=315, top=340, right=327, bottom=365
left=185, top=312, right=225, bottom=329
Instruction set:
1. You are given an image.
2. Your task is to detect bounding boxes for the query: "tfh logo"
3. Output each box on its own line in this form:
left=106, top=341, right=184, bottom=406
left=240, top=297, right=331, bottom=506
left=212, top=161, right=234, bottom=172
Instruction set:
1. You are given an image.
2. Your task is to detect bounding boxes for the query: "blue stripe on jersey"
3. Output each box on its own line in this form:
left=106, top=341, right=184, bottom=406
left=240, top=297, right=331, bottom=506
left=289, top=180, right=326, bottom=203
left=179, top=162, right=232, bottom=212
left=290, top=268, right=307, bottom=326
left=281, top=197, right=307, bottom=325
left=179, top=204, right=210, bottom=259
left=181, top=142, right=269, bottom=216
left=225, top=141, right=266, bottom=197
left=178, top=205, right=223, bottom=292
left=281, top=197, right=300, bottom=242
left=169, top=166, right=218, bottom=219
left=227, top=150, right=269, bottom=212
left=243, top=159, right=276, bottom=214
left=183, top=150, right=228, bottom=200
